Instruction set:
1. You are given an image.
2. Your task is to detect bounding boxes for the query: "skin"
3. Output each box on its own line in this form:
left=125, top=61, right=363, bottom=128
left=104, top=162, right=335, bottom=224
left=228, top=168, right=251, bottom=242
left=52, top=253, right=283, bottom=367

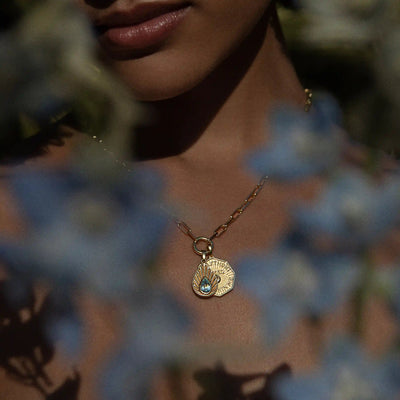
left=78, top=0, right=291, bottom=99
left=0, top=1, right=397, bottom=399
left=75, top=0, right=306, bottom=163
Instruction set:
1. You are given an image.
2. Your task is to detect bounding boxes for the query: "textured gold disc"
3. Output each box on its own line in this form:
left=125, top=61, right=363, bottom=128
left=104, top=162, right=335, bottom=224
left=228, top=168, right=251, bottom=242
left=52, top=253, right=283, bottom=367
left=202, top=256, right=235, bottom=297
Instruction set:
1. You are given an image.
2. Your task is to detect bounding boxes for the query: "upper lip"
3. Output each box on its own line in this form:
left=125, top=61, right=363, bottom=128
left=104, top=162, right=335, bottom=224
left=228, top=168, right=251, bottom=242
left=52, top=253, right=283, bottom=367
left=94, top=1, right=192, bottom=28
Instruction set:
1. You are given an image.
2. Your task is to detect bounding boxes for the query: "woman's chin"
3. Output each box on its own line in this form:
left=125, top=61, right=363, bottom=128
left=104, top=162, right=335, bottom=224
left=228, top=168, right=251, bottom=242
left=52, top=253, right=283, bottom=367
left=108, top=62, right=203, bottom=102
left=129, top=80, right=195, bottom=102
left=128, top=82, right=194, bottom=102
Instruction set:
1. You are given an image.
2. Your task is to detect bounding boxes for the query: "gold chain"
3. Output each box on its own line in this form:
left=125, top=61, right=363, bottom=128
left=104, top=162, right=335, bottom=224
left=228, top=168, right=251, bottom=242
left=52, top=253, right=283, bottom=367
left=92, top=88, right=313, bottom=244
left=304, top=88, right=313, bottom=112
left=176, top=175, right=269, bottom=241
left=175, top=88, right=313, bottom=243
left=90, top=137, right=133, bottom=172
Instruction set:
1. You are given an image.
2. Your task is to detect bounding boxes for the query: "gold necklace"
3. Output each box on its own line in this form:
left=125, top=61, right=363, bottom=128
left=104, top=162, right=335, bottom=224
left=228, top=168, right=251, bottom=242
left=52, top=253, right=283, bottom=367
left=92, top=89, right=313, bottom=298
left=176, top=176, right=268, bottom=298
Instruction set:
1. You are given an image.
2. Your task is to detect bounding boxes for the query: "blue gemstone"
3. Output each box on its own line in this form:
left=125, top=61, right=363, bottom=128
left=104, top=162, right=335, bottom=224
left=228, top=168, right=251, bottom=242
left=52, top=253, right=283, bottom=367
left=200, top=277, right=212, bottom=294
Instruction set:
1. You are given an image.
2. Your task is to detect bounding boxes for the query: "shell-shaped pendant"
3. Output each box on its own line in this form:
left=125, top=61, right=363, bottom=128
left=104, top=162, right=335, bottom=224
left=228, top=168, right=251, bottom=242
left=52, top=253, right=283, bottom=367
left=192, top=263, right=219, bottom=298
left=206, top=257, right=235, bottom=297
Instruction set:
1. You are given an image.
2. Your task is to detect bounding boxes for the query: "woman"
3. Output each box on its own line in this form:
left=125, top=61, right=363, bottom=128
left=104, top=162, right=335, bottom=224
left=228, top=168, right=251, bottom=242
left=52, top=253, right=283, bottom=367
left=0, top=0, right=397, bottom=399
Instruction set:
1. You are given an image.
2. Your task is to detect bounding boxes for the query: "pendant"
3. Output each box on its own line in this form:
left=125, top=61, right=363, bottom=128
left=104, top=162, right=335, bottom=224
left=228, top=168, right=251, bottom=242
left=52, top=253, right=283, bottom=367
left=206, top=256, right=235, bottom=297
left=192, top=256, right=235, bottom=298
left=192, top=262, right=219, bottom=297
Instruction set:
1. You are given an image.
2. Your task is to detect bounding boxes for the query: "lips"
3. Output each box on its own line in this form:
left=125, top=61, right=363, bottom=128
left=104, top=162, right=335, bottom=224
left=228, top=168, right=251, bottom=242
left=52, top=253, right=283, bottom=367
left=94, top=2, right=192, bottom=54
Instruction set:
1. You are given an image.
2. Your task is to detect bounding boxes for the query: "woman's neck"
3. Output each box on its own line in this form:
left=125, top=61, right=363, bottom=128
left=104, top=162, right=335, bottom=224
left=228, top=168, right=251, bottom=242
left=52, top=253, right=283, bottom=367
left=132, top=7, right=305, bottom=168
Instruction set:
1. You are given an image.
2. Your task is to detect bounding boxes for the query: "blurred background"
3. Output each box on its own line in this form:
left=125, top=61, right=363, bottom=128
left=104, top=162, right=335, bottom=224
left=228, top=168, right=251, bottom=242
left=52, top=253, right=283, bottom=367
left=279, top=0, right=400, bottom=157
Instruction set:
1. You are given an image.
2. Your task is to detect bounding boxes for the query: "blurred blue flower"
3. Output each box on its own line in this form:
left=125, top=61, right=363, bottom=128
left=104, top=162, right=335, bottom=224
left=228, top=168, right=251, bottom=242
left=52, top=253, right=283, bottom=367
left=0, top=165, right=168, bottom=300
left=100, top=289, right=190, bottom=400
left=237, top=239, right=361, bottom=345
left=276, top=337, right=400, bottom=400
left=294, top=168, right=400, bottom=249
left=247, top=93, right=343, bottom=180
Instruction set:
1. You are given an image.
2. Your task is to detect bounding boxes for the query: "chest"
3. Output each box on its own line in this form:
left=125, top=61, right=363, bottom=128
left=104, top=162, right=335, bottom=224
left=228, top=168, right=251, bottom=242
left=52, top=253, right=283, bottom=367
left=2, top=171, right=393, bottom=400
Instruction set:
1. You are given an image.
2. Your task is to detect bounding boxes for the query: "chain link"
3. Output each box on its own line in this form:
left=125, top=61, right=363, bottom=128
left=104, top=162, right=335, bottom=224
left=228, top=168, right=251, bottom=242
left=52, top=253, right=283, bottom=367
left=176, top=220, right=196, bottom=240
left=304, top=88, right=313, bottom=113
left=208, top=175, right=268, bottom=240
left=174, top=175, right=268, bottom=242
left=91, top=136, right=133, bottom=172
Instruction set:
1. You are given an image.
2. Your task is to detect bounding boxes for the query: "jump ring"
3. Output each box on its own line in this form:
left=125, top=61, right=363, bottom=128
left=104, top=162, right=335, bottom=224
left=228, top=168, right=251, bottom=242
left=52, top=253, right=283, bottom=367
left=193, top=237, right=214, bottom=256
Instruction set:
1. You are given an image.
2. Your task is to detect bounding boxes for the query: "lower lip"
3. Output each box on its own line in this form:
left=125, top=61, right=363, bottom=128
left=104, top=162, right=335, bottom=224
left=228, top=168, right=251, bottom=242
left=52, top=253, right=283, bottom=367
left=101, top=6, right=191, bottom=51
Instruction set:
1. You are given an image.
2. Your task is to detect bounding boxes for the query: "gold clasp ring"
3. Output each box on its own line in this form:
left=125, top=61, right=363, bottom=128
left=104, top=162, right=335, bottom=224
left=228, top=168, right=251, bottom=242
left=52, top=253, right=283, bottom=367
left=193, top=237, right=214, bottom=257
